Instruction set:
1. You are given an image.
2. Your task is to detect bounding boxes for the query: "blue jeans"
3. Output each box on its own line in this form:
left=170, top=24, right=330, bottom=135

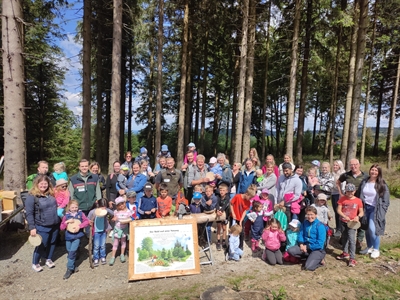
left=365, top=204, right=380, bottom=250
left=93, top=231, right=107, bottom=260
left=229, top=248, right=243, bottom=261
left=32, top=225, right=59, bottom=265
left=66, top=239, right=80, bottom=271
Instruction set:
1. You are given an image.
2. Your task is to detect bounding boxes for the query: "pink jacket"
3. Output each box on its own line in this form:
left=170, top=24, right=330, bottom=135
left=259, top=199, right=274, bottom=222
left=262, top=229, right=286, bottom=251
left=55, top=190, right=70, bottom=208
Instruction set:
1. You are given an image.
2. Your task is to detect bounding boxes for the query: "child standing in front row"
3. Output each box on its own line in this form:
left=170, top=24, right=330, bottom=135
left=126, top=191, right=139, bottom=220
left=60, top=200, right=90, bottom=279
left=262, top=218, right=286, bottom=266
left=156, top=184, right=172, bottom=218
left=138, top=183, right=157, bottom=219
left=88, top=199, right=114, bottom=266
left=109, top=196, right=131, bottom=266
left=215, top=184, right=230, bottom=251
left=336, top=183, right=364, bottom=267
left=228, top=224, right=243, bottom=261
left=247, top=201, right=264, bottom=252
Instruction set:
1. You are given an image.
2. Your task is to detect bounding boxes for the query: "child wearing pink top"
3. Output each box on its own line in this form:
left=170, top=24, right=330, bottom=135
left=261, top=218, right=286, bottom=265
left=54, top=179, right=70, bottom=217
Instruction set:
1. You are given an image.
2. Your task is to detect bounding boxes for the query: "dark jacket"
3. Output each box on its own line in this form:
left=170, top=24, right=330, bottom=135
left=106, top=172, right=119, bottom=201
left=69, top=172, right=100, bottom=211
left=358, top=178, right=390, bottom=236
left=138, top=194, right=157, bottom=219
left=251, top=212, right=264, bottom=240
left=217, top=194, right=231, bottom=216
left=25, top=194, right=59, bottom=230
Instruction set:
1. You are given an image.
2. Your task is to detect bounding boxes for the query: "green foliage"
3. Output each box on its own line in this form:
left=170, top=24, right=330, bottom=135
left=141, top=237, right=154, bottom=253
left=270, top=286, right=288, bottom=300
left=138, top=249, right=148, bottom=261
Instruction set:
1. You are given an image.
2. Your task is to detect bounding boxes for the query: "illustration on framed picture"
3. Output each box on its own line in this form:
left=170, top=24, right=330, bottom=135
left=128, top=217, right=200, bottom=281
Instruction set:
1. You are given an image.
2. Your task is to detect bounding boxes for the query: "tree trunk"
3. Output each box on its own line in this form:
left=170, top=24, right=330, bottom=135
left=177, top=0, right=189, bottom=167
left=340, top=0, right=359, bottom=166
left=147, top=30, right=155, bottom=157
left=373, top=77, right=384, bottom=156
left=108, top=0, right=122, bottom=173
left=286, top=0, right=302, bottom=159
left=184, top=24, right=193, bottom=149
left=386, top=54, right=400, bottom=170
left=128, top=52, right=133, bottom=152
left=230, top=47, right=240, bottom=161
left=347, top=0, right=368, bottom=164
left=360, top=1, right=376, bottom=166
left=242, top=0, right=256, bottom=160
left=96, top=23, right=104, bottom=165
left=212, top=88, right=220, bottom=155
left=200, top=26, right=208, bottom=155
left=155, top=0, right=164, bottom=167
left=2, top=0, right=27, bottom=190
left=194, top=66, right=201, bottom=146
left=81, top=0, right=92, bottom=160
left=261, top=1, right=271, bottom=162
left=233, top=0, right=249, bottom=163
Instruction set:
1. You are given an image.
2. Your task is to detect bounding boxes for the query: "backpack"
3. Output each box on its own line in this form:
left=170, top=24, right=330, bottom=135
left=25, top=174, right=37, bottom=190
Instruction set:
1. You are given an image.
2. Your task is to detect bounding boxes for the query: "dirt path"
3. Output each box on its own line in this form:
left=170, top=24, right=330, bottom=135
left=1, top=199, right=399, bottom=300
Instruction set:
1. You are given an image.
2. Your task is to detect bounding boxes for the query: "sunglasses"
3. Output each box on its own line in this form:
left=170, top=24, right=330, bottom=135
left=61, top=185, right=68, bottom=189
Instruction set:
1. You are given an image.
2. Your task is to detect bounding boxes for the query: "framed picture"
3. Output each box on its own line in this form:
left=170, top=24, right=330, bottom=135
left=128, top=218, right=200, bottom=281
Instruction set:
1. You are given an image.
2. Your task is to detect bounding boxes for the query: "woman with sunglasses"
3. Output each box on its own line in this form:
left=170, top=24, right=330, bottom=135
left=54, top=179, right=70, bottom=218
left=122, top=151, right=133, bottom=171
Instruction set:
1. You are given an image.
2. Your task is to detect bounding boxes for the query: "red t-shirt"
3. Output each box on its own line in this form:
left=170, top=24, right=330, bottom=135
left=337, top=196, right=363, bottom=223
left=230, top=194, right=251, bottom=221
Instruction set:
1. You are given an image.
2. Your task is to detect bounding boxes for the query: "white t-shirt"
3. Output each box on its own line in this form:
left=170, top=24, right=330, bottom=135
left=363, top=182, right=377, bottom=206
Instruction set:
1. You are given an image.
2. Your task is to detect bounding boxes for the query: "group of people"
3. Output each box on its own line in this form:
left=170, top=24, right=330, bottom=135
left=24, top=143, right=390, bottom=280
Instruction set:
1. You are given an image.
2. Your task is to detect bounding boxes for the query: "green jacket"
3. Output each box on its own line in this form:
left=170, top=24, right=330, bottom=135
left=68, top=172, right=101, bottom=211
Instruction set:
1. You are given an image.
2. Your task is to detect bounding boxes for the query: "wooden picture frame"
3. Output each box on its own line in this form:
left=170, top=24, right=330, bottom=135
left=128, top=217, right=200, bottom=281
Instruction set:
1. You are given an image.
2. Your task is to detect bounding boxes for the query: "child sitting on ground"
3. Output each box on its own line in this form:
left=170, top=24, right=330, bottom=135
left=156, top=184, right=172, bottom=218
left=53, top=162, right=68, bottom=181
left=228, top=224, right=243, bottom=261
left=110, top=196, right=131, bottom=266
left=283, top=219, right=301, bottom=263
left=261, top=218, right=286, bottom=266
left=215, top=184, right=230, bottom=251
left=126, top=191, right=139, bottom=220
left=138, top=183, right=157, bottom=219
left=247, top=201, right=264, bottom=252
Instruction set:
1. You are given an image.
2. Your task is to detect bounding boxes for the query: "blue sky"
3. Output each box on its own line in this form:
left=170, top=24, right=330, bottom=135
left=55, top=1, right=398, bottom=133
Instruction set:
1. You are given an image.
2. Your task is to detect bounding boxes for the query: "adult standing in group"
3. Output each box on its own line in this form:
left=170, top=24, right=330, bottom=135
left=242, top=148, right=260, bottom=170
left=258, top=162, right=277, bottom=203
left=278, top=154, right=295, bottom=175
left=118, top=162, right=147, bottom=201
left=238, top=159, right=256, bottom=194
left=287, top=206, right=326, bottom=271
left=122, top=151, right=133, bottom=171
left=26, top=160, right=57, bottom=190
left=277, top=162, right=303, bottom=221
left=154, top=156, right=167, bottom=176
left=140, top=160, right=155, bottom=183
left=26, top=175, right=59, bottom=272
left=262, top=154, right=279, bottom=180
left=191, top=155, right=210, bottom=191
left=106, top=161, right=121, bottom=206
left=294, top=165, right=309, bottom=223
left=69, top=159, right=102, bottom=217
left=155, top=157, right=183, bottom=201
left=358, top=164, right=390, bottom=259
left=336, top=158, right=367, bottom=248
left=317, top=162, right=335, bottom=196
left=182, top=151, right=196, bottom=200
left=89, top=162, right=106, bottom=193
left=215, top=153, right=233, bottom=188
left=331, top=160, right=345, bottom=236
left=230, top=162, right=241, bottom=199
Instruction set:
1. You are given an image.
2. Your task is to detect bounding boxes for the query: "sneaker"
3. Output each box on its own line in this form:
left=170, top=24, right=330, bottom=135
left=348, top=259, right=357, bottom=267
left=32, top=264, right=43, bottom=272
left=108, top=230, right=114, bottom=238
left=109, top=257, right=115, bottom=266
left=63, top=269, right=73, bottom=280
left=45, top=259, right=55, bottom=269
left=336, top=252, right=350, bottom=260
left=222, top=240, right=227, bottom=249
left=120, top=254, right=126, bottom=263
left=100, top=258, right=107, bottom=265
left=371, top=249, right=380, bottom=259
left=360, top=247, right=373, bottom=255
left=334, top=230, right=342, bottom=238
left=93, top=259, right=99, bottom=267
left=216, top=242, right=222, bottom=251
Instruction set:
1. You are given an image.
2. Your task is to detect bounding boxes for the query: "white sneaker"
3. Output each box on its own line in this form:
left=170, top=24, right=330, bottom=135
left=371, top=249, right=380, bottom=259
left=108, top=230, right=114, bottom=238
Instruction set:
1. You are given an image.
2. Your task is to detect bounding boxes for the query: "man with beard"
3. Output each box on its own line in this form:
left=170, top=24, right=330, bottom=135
left=26, top=161, right=57, bottom=190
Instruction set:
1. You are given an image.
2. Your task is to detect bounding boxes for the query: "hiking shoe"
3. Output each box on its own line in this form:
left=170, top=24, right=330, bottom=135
left=109, top=257, right=115, bottom=266
left=120, top=254, right=126, bottom=263
left=371, top=250, right=380, bottom=259
left=216, top=242, right=222, bottom=251
left=336, top=252, right=350, bottom=260
left=45, top=259, right=55, bottom=269
left=93, top=259, right=99, bottom=267
left=222, top=240, right=227, bottom=249
left=101, top=258, right=107, bottom=265
left=32, top=264, right=43, bottom=272
left=63, top=269, right=73, bottom=280
left=360, top=247, right=373, bottom=255
left=348, top=259, right=357, bottom=267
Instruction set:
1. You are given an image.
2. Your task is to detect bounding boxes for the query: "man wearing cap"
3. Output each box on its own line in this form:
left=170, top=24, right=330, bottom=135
left=138, top=183, right=157, bottom=219
left=335, top=158, right=367, bottom=246
left=276, top=162, right=303, bottom=221
left=155, top=157, right=183, bottom=201
left=181, top=151, right=196, bottom=200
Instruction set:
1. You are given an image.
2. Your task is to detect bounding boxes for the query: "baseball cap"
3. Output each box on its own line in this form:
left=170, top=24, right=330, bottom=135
left=187, top=142, right=195, bottom=147
left=193, top=192, right=202, bottom=200
left=317, top=193, right=327, bottom=201
left=121, top=165, right=129, bottom=171
left=144, top=183, right=153, bottom=191
left=345, top=183, right=356, bottom=192
left=209, top=157, right=217, bottom=164
left=311, top=160, right=320, bottom=167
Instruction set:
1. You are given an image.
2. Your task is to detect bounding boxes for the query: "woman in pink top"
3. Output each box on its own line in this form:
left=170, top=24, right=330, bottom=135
left=262, top=154, right=279, bottom=179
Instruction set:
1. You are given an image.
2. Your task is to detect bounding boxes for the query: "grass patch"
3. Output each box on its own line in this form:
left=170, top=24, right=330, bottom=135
left=369, top=276, right=400, bottom=296
left=380, top=241, right=400, bottom=261
left=268, top=286, right=288, bottom=300
left=226, top=275, right=256, bottom=291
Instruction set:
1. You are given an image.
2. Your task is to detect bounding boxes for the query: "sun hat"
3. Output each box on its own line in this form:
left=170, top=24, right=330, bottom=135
left=95, top=208, right=107, bottom=217
left=140, top=147, right=147, bottom=154
left=317, top=193, right=327, bottom=201
left=311, top=160, right=320, bottom=167
left=28, top=234, right=42, bottom=247
left=347, top=220, right=361, bottom=229
left=289, top=219, right=300, bottom=228
left=261, top=188, right=270, bottom=194
left=115, top=196, right=126, bottom=205
left=126, top=191, right=137, bottom=198
left=67, top=219, right=81, bottom=233
left=121, top=165, right=129, bottom=171
left=144, top=182, right=153, bottom=191
left=209, top=157, right=217, bottom=164
left=345, top=183, right=356, bottom=192
left=56, top=179, right=68, bottom=187
left=161, top=144, right=169, bottom=152
left=187, top=142, right=195, bottom=147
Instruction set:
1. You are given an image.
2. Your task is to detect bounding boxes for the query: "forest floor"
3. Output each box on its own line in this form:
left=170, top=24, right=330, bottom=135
left=1, top=199, right=400, bottom=300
